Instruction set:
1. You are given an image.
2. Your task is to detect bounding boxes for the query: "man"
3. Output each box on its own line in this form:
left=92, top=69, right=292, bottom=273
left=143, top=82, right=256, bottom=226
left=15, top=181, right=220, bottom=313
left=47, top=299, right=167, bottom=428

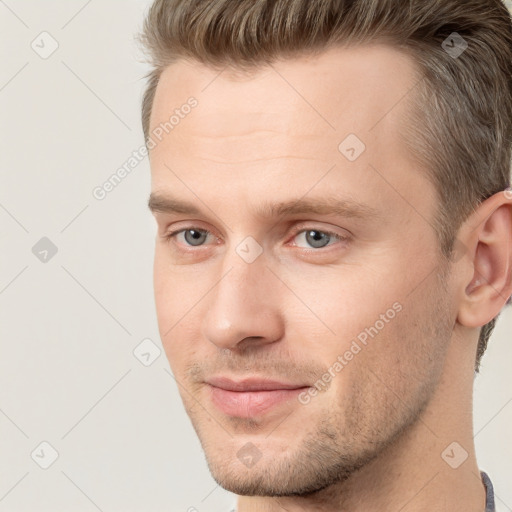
left=141, top=0, right=512, bottom=510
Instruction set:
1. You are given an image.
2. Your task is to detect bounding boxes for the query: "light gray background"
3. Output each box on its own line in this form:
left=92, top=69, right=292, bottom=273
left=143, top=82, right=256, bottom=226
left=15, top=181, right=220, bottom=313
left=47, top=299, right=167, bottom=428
left=0, top=1, right=510, bottom=511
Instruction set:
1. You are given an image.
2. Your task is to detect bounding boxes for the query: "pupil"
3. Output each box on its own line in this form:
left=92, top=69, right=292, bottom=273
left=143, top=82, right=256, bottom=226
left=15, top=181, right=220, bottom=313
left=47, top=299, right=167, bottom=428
left=185, top=229, right=206, bottom=246
left=306, top=230, right=329, bottom=248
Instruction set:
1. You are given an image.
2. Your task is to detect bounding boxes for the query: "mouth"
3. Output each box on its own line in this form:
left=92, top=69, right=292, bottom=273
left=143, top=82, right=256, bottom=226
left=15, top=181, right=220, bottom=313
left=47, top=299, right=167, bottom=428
left=205, top=376, right=311, bottom=418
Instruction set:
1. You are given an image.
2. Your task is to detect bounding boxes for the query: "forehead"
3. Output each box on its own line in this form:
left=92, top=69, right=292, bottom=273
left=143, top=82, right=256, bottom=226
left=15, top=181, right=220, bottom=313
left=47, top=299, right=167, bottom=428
left=148, top=44, right=431, bottom=222
left=149, top=43, right=419, bottom=137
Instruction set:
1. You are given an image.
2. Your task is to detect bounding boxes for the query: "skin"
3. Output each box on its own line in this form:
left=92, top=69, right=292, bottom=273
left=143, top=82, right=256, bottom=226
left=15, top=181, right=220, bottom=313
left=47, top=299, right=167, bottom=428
left=147, top=44, right=512, bottom=511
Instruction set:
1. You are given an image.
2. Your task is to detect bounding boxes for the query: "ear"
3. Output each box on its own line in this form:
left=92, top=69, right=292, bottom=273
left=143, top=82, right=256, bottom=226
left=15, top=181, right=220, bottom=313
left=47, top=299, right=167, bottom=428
left=456, top=189, right=512, bottom=328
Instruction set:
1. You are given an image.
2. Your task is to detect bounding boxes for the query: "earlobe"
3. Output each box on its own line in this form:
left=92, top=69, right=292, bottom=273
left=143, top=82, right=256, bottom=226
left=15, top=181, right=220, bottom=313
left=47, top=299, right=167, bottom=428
left=457, top=192, right=512, bottom=329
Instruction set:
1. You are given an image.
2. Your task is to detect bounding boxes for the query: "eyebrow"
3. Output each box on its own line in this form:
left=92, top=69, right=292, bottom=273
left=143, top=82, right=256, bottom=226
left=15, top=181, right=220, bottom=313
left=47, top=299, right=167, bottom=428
left=147, top=193, right=380, bottom=220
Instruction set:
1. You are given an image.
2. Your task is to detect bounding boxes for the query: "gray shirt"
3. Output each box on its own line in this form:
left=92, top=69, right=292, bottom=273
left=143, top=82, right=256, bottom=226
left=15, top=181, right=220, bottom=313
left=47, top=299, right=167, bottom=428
left=481, top=471, right=495, bottom=512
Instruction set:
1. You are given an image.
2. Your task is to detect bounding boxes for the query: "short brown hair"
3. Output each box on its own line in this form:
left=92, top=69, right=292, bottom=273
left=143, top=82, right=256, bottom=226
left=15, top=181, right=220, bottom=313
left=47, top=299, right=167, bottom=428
left=138, top=0, right=512, bottom=371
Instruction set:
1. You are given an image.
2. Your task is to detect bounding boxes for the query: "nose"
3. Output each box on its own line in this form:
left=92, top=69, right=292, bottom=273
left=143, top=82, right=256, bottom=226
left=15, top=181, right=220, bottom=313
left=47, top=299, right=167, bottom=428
left=201, top=249, right=285, bottom=351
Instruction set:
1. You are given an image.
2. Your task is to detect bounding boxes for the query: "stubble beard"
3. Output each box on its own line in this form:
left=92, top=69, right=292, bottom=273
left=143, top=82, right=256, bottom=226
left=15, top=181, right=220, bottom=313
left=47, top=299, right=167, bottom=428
left=182, top=262, right=454, bottom=499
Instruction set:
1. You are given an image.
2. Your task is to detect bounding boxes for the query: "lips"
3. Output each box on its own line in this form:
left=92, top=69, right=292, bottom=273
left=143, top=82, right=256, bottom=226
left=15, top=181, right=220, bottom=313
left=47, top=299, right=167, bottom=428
left=206, top=376, right=309, bottom=391
left=206, top=376, right=310, bottom=417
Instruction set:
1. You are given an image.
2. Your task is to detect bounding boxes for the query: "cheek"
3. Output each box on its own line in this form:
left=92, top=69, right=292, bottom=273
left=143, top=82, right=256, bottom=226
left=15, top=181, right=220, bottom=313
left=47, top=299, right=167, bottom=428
left=153, top=256, right=196, bottom=368
left=159, top=320, right=199, bottom=378
left=311, top=280, right=401, bottom=357
left=343, top=282, right=451, bottom=410
left=153, top=250, right=195, bottom=324
left=312, top=279, right=431, bottom=396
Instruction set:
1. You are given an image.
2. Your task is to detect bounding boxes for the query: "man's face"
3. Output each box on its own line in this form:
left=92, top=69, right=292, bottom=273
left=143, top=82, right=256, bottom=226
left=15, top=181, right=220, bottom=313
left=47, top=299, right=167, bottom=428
left=149, top=44, right=456, bottom=496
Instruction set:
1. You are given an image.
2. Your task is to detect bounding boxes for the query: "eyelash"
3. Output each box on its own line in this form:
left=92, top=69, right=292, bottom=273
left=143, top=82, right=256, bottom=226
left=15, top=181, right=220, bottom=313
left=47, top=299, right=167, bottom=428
left=163, top=226, right=348, bottom=251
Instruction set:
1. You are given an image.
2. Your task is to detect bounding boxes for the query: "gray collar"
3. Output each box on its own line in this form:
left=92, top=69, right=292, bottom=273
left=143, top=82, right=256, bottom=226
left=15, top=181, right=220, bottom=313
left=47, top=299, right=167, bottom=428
left=481, top=471, right=495, bottom=512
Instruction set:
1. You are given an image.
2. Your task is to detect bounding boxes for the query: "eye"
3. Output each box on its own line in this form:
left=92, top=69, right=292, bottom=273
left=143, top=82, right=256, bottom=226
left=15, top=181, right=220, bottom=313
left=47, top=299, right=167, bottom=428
left=166, top=228, right=213, bottom=247
left=291, top=229, right=346, bottom=249
left=164, top=226, right=348, bottom=251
